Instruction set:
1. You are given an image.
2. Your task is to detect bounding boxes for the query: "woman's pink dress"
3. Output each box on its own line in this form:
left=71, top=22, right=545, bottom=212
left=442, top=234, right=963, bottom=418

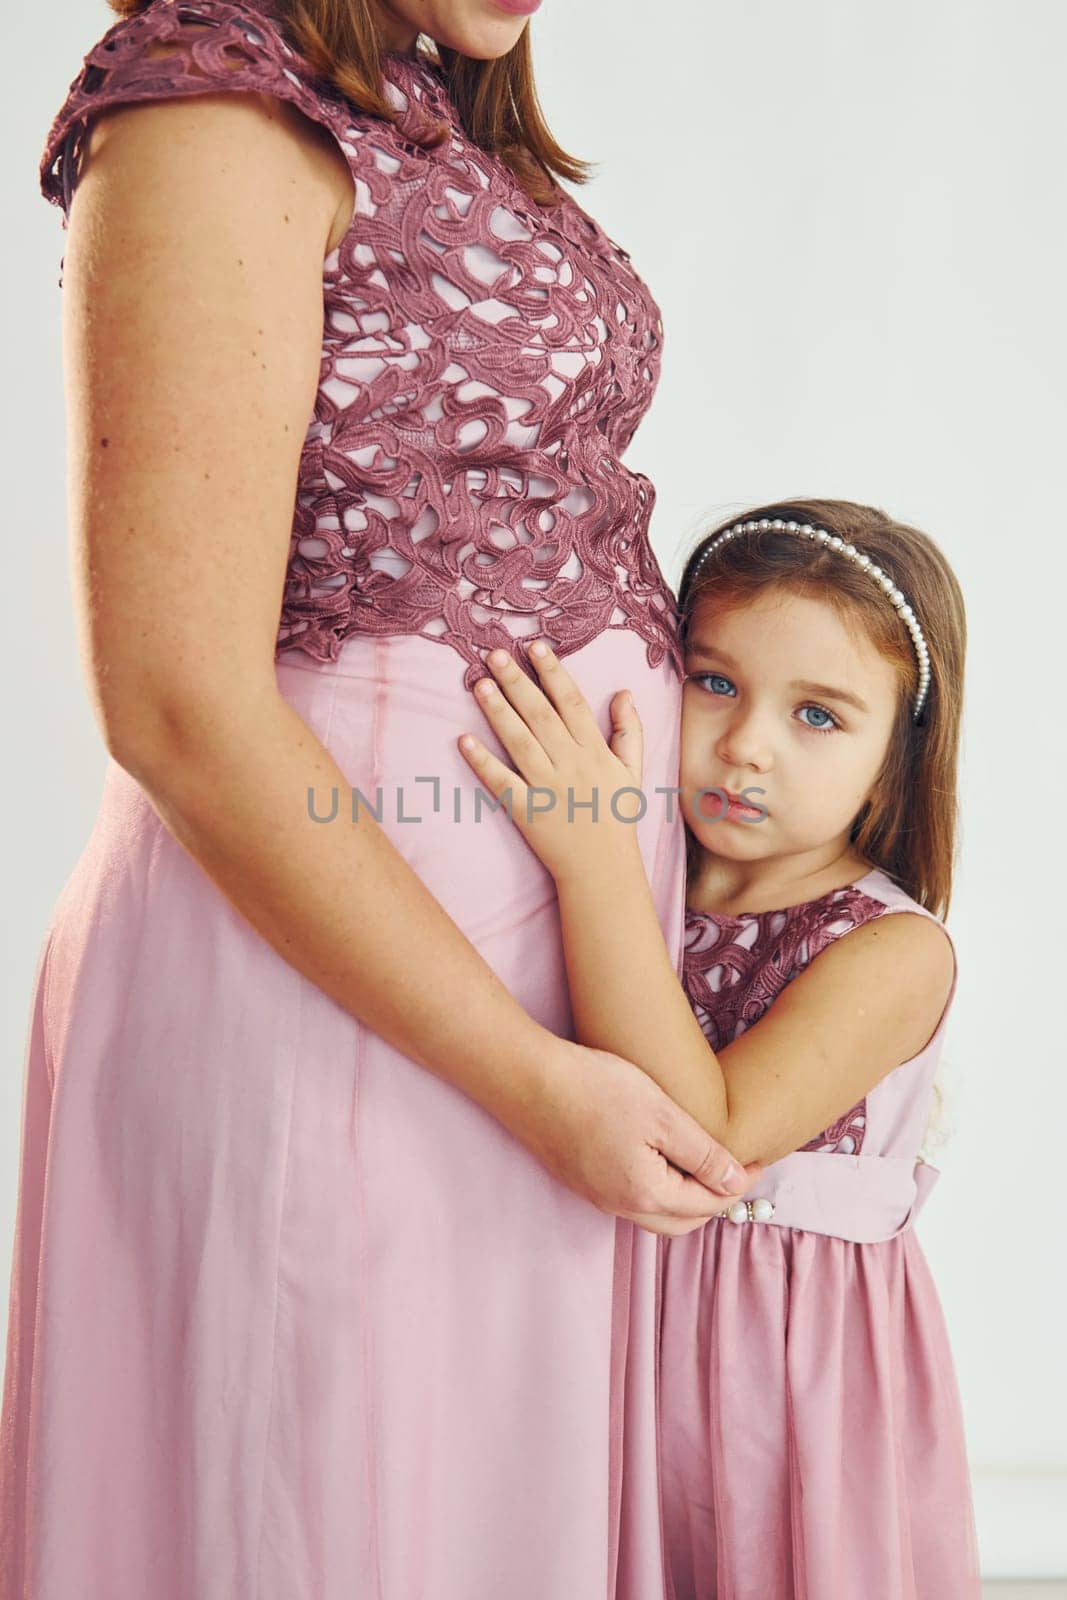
left=658, top=865, right=983, bottom=1599
left=1, top=5, right=687, bottom=1595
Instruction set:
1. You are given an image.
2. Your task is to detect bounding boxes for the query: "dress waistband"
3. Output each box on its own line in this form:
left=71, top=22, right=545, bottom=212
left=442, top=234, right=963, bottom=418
left=718, top=1151, right=939, bottom=1244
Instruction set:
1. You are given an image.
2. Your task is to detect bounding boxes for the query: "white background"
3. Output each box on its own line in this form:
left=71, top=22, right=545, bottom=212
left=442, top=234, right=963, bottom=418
left=4, top=0, right=1065, bottom=1579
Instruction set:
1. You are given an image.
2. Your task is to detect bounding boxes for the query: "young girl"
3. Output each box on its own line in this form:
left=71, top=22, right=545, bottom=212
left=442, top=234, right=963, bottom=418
left=457, top=497, right=983, bottom=1597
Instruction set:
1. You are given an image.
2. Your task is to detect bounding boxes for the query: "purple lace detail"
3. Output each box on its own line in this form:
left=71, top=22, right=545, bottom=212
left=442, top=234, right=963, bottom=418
left=39, top=0, right=682, bottom=691
left=682, top=884, right=897, bottom=1156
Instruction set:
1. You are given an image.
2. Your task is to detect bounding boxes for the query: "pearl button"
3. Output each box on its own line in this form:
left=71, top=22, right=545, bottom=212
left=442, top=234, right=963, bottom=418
left=722, top=1197, right=776, bottom=1224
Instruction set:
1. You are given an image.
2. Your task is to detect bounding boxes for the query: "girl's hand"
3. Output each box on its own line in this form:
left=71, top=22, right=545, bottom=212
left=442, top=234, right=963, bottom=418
left=457, top=642, right=645, bottom=884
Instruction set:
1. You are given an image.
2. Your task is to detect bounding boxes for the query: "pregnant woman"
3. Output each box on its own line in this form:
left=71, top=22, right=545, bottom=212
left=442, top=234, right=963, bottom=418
left=0, top=2, right=755, bottom=1596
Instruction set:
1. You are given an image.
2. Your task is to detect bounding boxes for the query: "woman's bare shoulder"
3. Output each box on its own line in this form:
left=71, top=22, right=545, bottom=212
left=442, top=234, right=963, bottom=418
left=42, top=5, right=356, bottom=252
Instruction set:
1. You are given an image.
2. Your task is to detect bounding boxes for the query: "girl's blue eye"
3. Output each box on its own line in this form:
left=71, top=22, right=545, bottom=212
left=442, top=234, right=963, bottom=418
left=687, top=672, right=735, bottom=696
left=684, top=673, right=841, bottom=734
left=797, top=704, right=839, bottom=733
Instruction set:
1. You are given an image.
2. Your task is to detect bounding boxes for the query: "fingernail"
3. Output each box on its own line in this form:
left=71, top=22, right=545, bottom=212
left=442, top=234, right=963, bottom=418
left=722, top=1164, right=748, bottom=1192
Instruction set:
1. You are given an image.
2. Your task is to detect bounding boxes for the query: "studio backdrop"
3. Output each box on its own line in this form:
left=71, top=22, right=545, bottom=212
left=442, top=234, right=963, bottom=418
left=3, top=0, right=1064, bottom=1581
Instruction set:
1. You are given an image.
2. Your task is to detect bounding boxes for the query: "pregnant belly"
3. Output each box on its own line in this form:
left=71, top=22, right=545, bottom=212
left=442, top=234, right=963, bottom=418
left=274, top=628, right=685, bottom=943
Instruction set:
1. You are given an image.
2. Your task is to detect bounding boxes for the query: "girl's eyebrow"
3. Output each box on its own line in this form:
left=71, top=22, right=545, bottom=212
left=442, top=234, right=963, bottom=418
left=792, top=679, right=870, bottom=714
left=686, top=640, right=739, bottom=666
left=685, top=641, right=871, bottom=714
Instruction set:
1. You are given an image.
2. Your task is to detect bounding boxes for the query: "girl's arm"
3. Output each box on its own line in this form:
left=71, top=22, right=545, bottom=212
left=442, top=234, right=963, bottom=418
left=57, top=88, right=753, bottom=1229
left=555, top=853, right=955, bottom=1167
left=460, top=645, right=956, bottom=1168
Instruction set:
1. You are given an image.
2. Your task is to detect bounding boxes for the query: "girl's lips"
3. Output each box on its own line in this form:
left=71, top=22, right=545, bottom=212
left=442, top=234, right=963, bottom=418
left=725, top=799, right=764, bottom=822
left=696, top=790, right=765, bottom=822
left=489, top=0, right=542, bottom=14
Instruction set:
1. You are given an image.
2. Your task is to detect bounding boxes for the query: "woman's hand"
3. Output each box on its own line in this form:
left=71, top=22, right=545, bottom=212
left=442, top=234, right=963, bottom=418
left=504, top=1034, right=760, bottom=1237
left=457, top=642, right=645, bottom=884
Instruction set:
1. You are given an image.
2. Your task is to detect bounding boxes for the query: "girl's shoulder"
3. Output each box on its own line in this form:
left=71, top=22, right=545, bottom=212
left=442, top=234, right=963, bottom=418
left=844, top=865, right=942, bottom=923
left=684, top=866, right=958, bottom=1078
left=823, top=867, right=952, bottom=952
left=684, top=864, right=959, bottom=1062
left=685, top=864, right=946, bottom=935
left=829, top=872, right=957, bottom=1007
left=685, top=865, right=956, bottom=991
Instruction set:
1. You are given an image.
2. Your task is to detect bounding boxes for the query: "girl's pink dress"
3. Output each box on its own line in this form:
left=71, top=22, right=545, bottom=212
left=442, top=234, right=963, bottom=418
left=1, top=5, right=686, bottom=1596
left=659, top=865, right=983, bottom=1599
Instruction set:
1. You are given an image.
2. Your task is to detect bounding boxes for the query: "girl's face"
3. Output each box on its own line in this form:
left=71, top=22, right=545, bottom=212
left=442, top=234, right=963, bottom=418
left=371, top=0, right=536, bottom=57
left=680, top=588, right=902, bottom=866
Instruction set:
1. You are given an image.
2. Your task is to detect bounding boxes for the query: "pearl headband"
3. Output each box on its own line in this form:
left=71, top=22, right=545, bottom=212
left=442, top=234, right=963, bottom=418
left=690, top=517, right=931, bottom=722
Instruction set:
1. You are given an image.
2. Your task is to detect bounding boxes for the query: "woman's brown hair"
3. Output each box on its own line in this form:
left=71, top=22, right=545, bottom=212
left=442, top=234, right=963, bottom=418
left=105, top=0, right=590, bottom=206
left=676, top=498, right=967, bottom=920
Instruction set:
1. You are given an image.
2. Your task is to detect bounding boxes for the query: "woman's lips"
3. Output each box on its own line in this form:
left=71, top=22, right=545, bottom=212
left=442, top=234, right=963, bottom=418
left=489, top=0, right=542, bottom=14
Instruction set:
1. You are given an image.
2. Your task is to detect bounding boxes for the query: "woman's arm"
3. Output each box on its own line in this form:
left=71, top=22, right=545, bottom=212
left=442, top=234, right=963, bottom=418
left=460, top=645, right=956, bottom=1168
left=57, top=88, right=752, bottom=1228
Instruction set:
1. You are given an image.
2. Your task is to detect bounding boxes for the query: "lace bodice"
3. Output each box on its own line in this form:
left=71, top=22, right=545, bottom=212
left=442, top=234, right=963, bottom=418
left=682, top=875, right=908, bottom=1156
left=39, top=0, right=681, bottom=690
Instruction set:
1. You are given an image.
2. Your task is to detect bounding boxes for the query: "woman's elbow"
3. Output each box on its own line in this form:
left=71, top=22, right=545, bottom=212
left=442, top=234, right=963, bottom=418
left=96, top=673, right=248, bottom=785
left=94, top=677, right=172, bottom=779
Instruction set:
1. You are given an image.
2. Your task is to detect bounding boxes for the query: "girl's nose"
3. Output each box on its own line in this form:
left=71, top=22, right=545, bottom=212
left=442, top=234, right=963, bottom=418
left=716, top=712, right=773, bottom=773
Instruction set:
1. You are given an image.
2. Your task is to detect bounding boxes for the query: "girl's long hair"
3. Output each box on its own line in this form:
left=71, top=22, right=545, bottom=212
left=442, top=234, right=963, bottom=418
left=104, top=0, right=590, bottom=206
left=677, top=498, right=967, bottom=920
